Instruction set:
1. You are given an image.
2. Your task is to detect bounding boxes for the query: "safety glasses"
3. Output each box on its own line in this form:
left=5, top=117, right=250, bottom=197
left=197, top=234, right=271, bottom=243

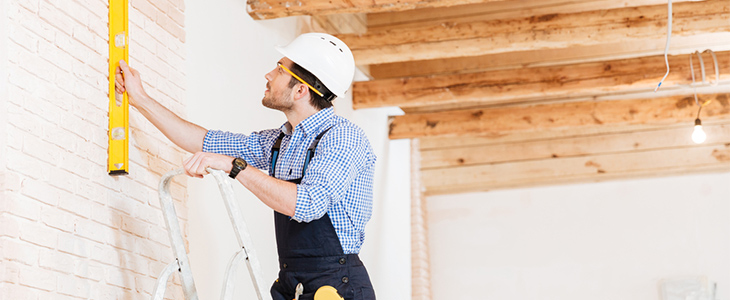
left=277, top=63, right=324, bottom=97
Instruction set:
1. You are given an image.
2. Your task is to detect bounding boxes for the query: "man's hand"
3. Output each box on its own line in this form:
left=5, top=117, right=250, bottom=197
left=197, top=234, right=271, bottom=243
left=115, top=59, right=149, bottom=108
left=183, top=152, right=235, bottom=178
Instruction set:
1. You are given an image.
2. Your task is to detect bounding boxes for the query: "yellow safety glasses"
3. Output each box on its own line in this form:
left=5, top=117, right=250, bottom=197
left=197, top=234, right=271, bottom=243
left=278, top=63, right=324, bottom=97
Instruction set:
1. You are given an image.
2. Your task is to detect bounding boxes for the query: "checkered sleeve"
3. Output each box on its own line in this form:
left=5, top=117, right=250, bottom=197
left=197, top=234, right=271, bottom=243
left=202, top=129, right=280, bottom=170
left=293, top=124, right=375, bottom=222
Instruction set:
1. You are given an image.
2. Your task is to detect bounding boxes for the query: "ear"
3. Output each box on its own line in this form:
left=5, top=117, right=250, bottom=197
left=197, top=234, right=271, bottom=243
left=291, top=83, right=310, bottom=102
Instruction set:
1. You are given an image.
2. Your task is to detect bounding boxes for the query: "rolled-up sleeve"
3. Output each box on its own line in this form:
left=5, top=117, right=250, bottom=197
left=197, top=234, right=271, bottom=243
left=202, top=129, right=280, bottom=170
left=293, top=124, right=375, bottom=222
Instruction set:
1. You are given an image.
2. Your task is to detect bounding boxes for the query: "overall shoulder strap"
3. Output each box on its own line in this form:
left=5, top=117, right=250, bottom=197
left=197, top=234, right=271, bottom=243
left=301, top=125, right=336, bottom=177
left=270, top=131, right=286, bottom=177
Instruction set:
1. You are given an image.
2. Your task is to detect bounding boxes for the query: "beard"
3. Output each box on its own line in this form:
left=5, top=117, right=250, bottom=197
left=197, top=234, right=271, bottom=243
left=261, top=84, right=294, bottom=111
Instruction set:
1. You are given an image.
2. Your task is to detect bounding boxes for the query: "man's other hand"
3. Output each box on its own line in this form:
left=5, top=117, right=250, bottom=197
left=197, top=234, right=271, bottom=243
left=183, top=152, right=235, bottom=178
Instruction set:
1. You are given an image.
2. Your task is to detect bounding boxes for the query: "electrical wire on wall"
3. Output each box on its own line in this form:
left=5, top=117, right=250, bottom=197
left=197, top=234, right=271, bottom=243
left=655, top=0, right=673, bottom=92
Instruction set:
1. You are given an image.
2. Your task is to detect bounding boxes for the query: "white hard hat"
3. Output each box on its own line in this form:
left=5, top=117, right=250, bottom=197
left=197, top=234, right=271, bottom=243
left=275, top=33, right=355, bottom=99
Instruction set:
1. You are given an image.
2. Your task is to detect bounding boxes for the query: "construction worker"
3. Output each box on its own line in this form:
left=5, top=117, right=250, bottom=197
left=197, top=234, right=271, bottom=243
left=115, top=33, right=376, bottom=300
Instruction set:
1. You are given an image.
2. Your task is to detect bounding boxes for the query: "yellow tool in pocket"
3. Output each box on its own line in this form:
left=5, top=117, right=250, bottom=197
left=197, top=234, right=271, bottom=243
left=314, top=285, right=344, bottom=300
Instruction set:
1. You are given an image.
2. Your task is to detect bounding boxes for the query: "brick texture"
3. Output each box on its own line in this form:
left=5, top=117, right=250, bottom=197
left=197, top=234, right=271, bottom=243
left=1, top=0, right=188, bottom=298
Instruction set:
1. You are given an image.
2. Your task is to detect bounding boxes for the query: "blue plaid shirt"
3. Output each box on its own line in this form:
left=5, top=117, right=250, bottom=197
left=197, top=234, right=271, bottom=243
left=202, top=108, right=376, bottom=254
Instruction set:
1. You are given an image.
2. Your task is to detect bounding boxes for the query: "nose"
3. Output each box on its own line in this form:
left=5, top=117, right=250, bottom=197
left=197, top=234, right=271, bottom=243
left=265, top=68, right=276, bottom=81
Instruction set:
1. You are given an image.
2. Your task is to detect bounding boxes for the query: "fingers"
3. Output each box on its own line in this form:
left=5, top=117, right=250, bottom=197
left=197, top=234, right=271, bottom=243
left=116, top=59, right=148, bottom=107
left=182, top=156, right=195, bottom=177
left=119, top=59, right=141, bottom=79
left=117, top=59, right=140, bottom=82
left=114, top=66, right=125, bottom=94
left=183, top=153, right=207, bottom=178
left=118, top=59, right=131, bottom=75
left=182, top=152, right=232, bottom=178
left=115, top=61, right=133, bottom=95
left=115, top=64, right=124, bottom=79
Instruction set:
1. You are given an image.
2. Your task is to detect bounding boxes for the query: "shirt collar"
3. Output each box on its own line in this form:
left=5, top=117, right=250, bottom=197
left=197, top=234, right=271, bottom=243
left=279, top=122, right=293, bottom=135
left=279, top=107, right=334, bottom=137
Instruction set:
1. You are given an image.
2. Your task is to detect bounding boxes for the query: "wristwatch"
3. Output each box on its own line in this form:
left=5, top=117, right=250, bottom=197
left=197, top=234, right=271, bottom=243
left=229, top=157, right=247, bottom=179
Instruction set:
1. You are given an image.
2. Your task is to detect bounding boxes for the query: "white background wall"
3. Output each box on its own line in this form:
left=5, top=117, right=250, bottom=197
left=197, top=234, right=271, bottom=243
left=428, top=172, right=730, bottom=300
left=184, top=1, right=411, bottom=299
left=184, top=3, right=730, bottom=300
left=0, top=0, right=7, bottom=181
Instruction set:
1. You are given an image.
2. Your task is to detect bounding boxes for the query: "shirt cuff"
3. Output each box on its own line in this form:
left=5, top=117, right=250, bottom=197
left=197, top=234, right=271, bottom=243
left=293, top=184, right=327, bottom=222
left=292, top=184, right=307, bottom=222
left=201, top=130, right=216, bottom=152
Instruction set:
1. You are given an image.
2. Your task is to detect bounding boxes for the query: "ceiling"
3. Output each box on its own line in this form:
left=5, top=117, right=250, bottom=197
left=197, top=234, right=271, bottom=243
left=247, top=0, right=730, bottom=195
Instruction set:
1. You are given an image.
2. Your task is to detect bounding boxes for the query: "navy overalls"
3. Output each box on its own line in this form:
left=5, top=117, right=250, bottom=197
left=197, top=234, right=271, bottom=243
left=268, top=128, right=376, bottom=300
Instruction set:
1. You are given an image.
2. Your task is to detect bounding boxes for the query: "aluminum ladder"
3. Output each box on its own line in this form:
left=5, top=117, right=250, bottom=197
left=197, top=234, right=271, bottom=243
left=152, top=168, right=267, bottom=300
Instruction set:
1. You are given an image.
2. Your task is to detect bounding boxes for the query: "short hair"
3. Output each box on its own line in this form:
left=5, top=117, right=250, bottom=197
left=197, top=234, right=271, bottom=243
left=287, top=63, right=334, bottom=110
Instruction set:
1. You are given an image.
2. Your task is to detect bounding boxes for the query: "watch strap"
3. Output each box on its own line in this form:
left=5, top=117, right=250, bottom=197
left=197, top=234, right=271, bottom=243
left=229, top=158, right=246, bottom=179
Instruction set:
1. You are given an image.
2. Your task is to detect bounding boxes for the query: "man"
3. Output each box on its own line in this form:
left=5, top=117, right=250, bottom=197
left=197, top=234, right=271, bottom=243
left=115, top=33, right=376, bottom=300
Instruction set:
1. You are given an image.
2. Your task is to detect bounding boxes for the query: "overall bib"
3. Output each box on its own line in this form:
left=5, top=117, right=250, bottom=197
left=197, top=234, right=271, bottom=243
left=269, top=128, right=376, bottom=300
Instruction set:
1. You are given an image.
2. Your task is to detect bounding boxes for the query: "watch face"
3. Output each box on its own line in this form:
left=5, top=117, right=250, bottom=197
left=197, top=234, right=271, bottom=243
left=234, top=158, right=246, bottom=168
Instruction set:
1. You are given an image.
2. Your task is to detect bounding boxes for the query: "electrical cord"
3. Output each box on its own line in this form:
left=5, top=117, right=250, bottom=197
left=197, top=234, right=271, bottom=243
left=704, top=49, right=719, bottom=86
left=655, top=0, right=673, bottom=92
left=689, top=49, right=719, bottom=108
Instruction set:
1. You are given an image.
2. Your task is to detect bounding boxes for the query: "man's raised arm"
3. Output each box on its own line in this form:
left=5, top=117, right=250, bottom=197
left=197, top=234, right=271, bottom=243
left=115, top=60, right=207, bottom=153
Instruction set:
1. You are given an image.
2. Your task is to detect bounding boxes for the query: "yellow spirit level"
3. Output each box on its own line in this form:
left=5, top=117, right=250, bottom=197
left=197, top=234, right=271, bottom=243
left=108, top=0, right=129, bottom=175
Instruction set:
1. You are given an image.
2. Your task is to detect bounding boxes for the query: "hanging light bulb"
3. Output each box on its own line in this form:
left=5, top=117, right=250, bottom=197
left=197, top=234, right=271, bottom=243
left=692, top=118, right=706, bottom=144
left=686, top=49, right=717, bottom=145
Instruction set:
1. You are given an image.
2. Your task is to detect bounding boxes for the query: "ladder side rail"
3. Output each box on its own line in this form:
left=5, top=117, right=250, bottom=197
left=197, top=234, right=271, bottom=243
left=207, top=168, right=266, bottom=300
left=221, top=249, right=248, bottom=300
left=151, top=259, right=181, bottom=300
left=158, top=168, right=199, bottom=300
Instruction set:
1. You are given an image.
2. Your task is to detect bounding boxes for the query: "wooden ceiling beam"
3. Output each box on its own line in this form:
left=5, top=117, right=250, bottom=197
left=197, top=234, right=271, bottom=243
left=388, top=93, right=730, bottom=139
left=420, top=123, right=730, bottom=169
left=419, top=123, right=674, bottom=149
left=246, top=0, right=505, bottom=20
left=338, top=0, right=730, bottom=65
left=422, top=145, right=730, bottom=195
left=309, top=14, right=368, bottom=35
left=367, top=0, right=699, bottom=31
left=368, top=33, right=730, bottom=79
left=354, top=51, right=730, bottom=110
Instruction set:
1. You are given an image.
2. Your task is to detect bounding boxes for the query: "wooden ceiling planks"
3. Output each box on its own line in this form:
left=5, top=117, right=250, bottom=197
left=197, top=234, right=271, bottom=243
left=246, top=0, right=506, bottom=20
left=420, top=123, right=730, bottom=169
left=257, top=0, right=730, bottom=194
left=338, top=0, right=730, bottom=65
left=355, top=51, right=730, bottom=111
left=368, top=33, right=730, bottom=79
left=366, top=0, right=698, bottom=31
left=388, top=93, right=730, bottom=139
left=421, top=146, right=730, bottom=195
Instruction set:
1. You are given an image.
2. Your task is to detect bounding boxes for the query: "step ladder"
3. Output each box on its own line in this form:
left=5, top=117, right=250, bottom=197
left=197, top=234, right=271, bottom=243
left=153, top=168, right=267, bottom=300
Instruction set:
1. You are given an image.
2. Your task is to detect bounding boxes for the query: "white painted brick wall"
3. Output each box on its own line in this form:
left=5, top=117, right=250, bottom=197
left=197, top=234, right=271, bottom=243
left=2, top=0, right=188, bottom=298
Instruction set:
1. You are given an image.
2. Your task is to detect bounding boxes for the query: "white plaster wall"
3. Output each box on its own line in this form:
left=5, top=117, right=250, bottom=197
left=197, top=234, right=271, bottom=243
left=184, top=1, right=411, bottom=299
left=0, top=0, right=7, bottom=176
left=427, top=172, right=730, bottom=300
